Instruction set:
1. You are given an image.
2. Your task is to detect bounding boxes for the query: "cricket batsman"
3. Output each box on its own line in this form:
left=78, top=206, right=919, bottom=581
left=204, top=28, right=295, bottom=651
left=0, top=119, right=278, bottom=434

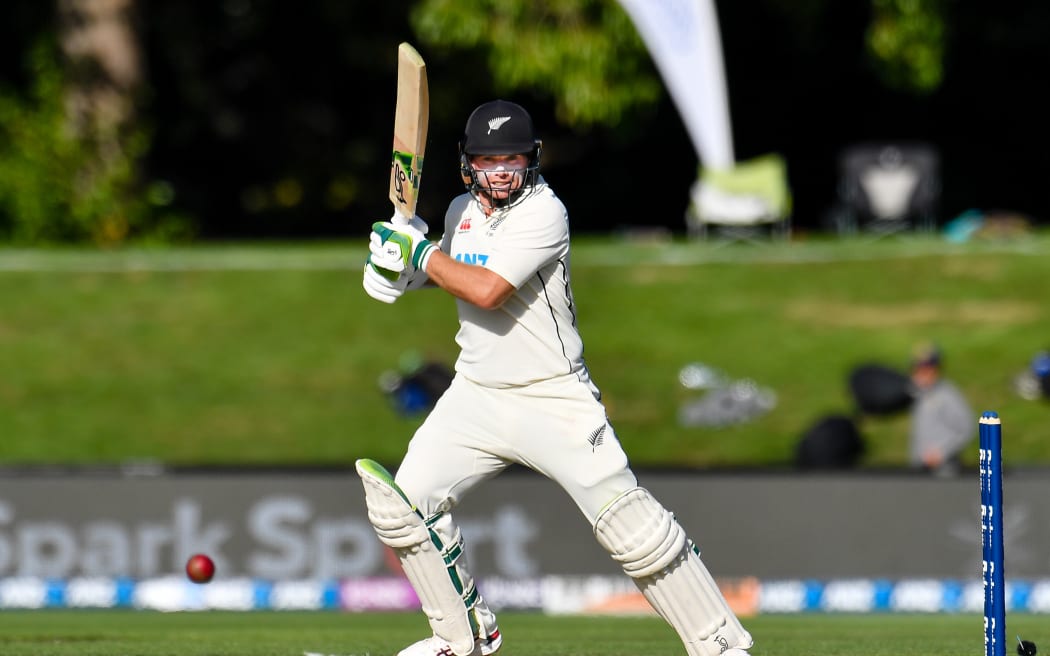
left=358, top=99, right=754, bottom=656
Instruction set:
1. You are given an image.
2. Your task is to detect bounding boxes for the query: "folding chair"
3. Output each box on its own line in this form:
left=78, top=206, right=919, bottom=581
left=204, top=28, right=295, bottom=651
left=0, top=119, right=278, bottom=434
left=685, top=153, right=792, bottom=243
left=834, top=142, right=940, bottom=237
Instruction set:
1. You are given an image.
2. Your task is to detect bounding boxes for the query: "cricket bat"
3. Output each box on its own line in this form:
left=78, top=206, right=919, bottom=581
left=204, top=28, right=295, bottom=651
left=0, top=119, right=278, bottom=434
left=389, top=42, right=429, bottom=224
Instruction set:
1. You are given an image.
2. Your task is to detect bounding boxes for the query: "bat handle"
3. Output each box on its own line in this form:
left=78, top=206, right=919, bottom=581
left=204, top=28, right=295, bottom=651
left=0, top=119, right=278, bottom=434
left=390, top=208, right=411, bottom=226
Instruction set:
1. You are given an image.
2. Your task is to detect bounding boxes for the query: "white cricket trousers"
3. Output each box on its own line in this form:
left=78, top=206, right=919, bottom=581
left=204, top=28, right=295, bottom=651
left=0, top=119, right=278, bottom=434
left=394, top=371, right=639, bottom=524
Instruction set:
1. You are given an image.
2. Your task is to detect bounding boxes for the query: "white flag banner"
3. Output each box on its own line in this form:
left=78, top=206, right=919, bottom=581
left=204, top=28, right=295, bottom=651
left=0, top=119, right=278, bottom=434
left=617, top=0, right=734, bottom=169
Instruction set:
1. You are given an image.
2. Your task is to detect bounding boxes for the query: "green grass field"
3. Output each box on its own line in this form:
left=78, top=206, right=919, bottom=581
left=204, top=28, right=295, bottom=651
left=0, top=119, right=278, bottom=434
left=2, top=232, right=1048, bottom=468
left=0, top=609, right=1044, bottom=656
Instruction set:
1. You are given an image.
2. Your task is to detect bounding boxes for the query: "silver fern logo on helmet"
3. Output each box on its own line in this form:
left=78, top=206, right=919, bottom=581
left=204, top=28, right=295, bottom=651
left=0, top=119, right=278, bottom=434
left=487, top=116, right=511, bottom=134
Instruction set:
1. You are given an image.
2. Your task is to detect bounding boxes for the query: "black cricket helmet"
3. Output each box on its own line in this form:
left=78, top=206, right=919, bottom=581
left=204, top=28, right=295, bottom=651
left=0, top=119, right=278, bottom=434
left=458, top=100, right=542, bottom=209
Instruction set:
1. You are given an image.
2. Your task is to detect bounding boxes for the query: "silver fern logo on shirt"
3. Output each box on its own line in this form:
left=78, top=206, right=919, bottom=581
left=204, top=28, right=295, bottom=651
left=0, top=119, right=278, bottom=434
left=588, top=424, right=606, bottom=451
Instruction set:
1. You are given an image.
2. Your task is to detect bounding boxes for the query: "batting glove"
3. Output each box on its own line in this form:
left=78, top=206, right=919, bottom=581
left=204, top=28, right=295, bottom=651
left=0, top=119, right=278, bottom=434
left=368, top=212, right=432, bottom=281
left=370, top=219, right=437, bottom=277
left=369, top=230, right=407, bottom=281
left=362, top=259, right=409, bottom=303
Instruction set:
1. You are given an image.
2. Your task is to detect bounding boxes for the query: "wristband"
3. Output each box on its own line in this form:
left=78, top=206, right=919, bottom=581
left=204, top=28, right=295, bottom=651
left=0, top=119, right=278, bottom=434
left=413, top=240, right=437, bottom=272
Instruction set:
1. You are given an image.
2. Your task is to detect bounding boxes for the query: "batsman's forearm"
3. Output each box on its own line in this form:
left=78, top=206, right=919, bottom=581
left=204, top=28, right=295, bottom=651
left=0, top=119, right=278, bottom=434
left=424, top=250, right=514, bottom=310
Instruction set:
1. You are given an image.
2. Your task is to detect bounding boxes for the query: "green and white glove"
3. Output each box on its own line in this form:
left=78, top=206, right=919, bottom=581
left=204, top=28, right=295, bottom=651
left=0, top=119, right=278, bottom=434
left=362, top=258, right=409, bottom=304
left=368, top=229, right=407, bottom=281
left=369, top=218, right=437, bottom=280
left=363, top=212, right=432, bottom=302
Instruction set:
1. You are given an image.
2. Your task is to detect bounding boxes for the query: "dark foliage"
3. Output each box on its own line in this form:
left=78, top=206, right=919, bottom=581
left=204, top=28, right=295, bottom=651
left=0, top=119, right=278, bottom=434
left=4, top=1, right=1047, bottom=238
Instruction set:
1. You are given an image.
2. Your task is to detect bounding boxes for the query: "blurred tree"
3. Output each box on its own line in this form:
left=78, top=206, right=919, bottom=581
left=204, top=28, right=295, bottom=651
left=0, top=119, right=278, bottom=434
left=0, top=0, right=188, bottom=244
left=411, top=0, right=660, bottom=127
left=866, top=0, right=945, bottom=93
left=412, top=0, right=949, bottom=129
left=6, top=0, right=1044, bottom=242
left=58, top=0, right=142, bottom=142
left=57, top=0, right=144, bottom=242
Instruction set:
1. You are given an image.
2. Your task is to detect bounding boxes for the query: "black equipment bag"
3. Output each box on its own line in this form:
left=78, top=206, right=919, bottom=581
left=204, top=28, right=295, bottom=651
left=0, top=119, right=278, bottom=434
left=848, top=363, right=914, bottom=416
left=795, top=414, right=865, bottom=469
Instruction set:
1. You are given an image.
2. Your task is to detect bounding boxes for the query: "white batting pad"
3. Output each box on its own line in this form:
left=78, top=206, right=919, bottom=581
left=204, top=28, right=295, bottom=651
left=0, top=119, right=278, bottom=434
left=594, top=488, right=753, bottom=656
left=356, top=459, right=478, bottom=656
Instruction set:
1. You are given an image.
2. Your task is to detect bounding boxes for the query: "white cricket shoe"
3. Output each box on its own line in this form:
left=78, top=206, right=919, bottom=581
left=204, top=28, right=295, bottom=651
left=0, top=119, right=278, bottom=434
left=396, top=630, right=502, bottom=656
left=723, top=649, right=751, bottom=656
left=478, top=630, right=502, bottom=655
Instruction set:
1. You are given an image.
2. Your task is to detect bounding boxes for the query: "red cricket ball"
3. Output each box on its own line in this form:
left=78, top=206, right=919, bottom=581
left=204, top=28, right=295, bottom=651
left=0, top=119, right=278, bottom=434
left=185, top=553, right=215, bottom=584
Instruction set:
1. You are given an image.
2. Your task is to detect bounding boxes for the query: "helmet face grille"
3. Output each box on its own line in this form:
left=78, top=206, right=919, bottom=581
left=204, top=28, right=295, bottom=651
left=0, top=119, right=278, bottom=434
left=461, top=100, right=537, bottom=155
left=459, top=152, right=541, bottom=211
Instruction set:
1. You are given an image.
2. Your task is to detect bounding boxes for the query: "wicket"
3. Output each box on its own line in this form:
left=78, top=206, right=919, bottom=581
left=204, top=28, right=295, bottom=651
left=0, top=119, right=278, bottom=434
left=980, top=411, right=1005, bottom=656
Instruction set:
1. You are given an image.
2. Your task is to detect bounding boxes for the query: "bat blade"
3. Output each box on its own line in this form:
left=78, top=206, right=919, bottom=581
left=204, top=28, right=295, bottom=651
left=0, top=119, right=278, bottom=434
left=389, top=42, right=429, bottom=221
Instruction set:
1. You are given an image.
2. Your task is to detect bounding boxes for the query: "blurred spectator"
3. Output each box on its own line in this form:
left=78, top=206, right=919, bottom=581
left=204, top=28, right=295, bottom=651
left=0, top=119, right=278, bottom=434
left=908, top=342, right=975, bottom=475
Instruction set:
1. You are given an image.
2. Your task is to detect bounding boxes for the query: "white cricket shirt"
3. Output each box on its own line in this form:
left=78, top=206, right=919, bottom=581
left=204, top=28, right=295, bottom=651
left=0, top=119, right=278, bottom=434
left=438, top=181, right=588, bottom=388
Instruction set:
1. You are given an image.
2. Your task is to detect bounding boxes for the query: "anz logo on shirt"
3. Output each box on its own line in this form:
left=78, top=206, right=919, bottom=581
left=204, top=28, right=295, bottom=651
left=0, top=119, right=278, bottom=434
left=455, top=252, right=489, bottom=267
